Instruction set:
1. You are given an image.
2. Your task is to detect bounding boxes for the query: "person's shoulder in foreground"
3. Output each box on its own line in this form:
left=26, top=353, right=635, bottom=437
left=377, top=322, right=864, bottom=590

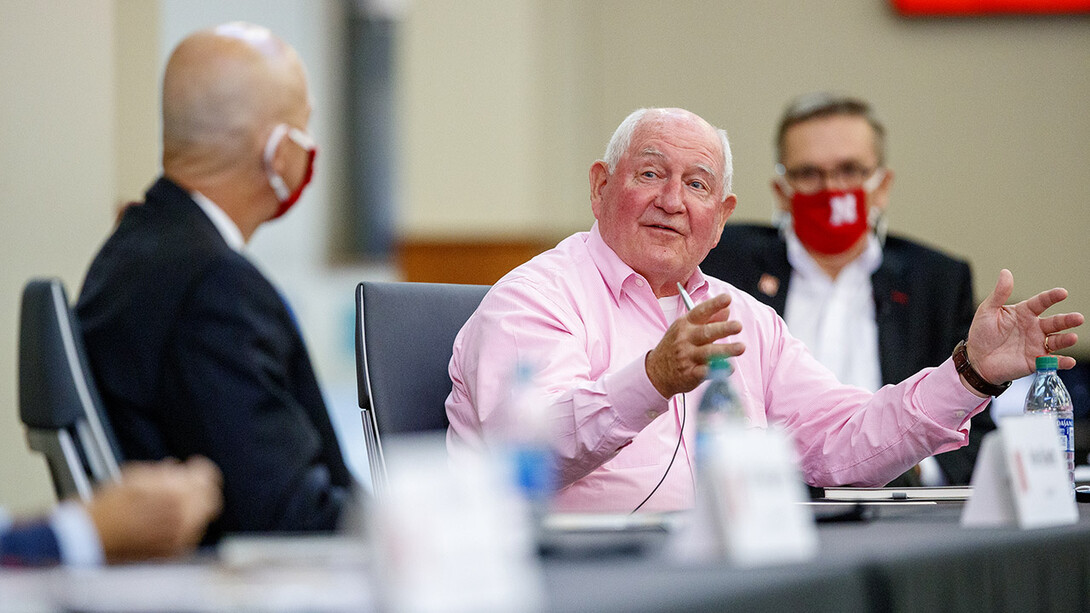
left=76, top=22, right=352, bottom=540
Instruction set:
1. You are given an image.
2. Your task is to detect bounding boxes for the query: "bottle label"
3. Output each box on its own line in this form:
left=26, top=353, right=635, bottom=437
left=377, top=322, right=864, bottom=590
left=512, top=445, right=555, bottom=502
left=1058, top=416, right=1075, bottom=453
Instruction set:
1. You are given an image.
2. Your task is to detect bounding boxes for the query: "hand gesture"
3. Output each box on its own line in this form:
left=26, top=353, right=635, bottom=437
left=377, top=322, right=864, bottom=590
left=86, top=456, right=223, bottom=563
left=646, top=293, right=745, bottom=398
left=965, top=269, right=1084, bottom=386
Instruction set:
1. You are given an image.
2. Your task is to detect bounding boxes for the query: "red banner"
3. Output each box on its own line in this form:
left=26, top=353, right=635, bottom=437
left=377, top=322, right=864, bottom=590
left=893, top=0, right=1090, bottom=15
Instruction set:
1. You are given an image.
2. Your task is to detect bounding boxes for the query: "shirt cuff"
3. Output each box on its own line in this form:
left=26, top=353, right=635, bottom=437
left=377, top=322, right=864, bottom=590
left=604, top=353, right=672, bottom=433
left=920, top=357, right=992, bottom=430
left=50, top=501, right=105, bottom=567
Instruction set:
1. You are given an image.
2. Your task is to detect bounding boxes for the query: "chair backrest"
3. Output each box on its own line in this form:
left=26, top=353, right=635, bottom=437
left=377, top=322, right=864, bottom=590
left=18, top=278, right=122, bottom=501
left=355, top=281, right=489, bottom=492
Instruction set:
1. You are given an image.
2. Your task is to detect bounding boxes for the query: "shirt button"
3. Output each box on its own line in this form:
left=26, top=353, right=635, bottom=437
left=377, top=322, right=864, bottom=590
left=636, top=279, right=644, bottom=287
left=646, top=409, right=659, bottom=420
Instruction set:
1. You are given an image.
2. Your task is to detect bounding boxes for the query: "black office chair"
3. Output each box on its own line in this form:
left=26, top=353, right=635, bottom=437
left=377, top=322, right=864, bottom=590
left=355, top=281, right=490, bottom=493
left=18, top=278, right=122, bottom=501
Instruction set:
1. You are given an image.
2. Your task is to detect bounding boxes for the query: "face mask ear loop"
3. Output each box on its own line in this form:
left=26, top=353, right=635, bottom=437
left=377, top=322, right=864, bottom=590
left=263, top=124, right=291, bottom=202
left=863, top=168, right=888, bottom=246
left=285, top=127, right=316, bottom=152
left=869, top=207, right=888, bottom=247
left=863, top=167, right=886, bottom=193
left=772, top=208, right=792, bottom=237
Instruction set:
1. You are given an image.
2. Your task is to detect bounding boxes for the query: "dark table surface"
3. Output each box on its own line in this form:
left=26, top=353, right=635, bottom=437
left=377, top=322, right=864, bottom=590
left=4, top=502, right=1087, bottom=612
left=541, top=502, right=1090, bottom=613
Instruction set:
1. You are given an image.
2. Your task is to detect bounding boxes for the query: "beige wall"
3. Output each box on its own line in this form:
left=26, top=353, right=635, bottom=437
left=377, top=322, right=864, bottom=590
left=398, top=0, right=600, bottom=240
left=2, top=0, right=1088, bottom=512
left=1, top=1, right=118, bottom=512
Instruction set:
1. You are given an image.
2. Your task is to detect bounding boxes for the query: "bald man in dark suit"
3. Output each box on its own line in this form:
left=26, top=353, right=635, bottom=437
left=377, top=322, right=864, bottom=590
left=77, top=23, right=352, bottom=540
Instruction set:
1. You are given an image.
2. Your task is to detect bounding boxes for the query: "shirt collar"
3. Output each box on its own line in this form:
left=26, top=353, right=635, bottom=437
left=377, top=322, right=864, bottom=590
left=191, top=190, right=245, bottom=252
left=586, top=222, right=710, bottom=303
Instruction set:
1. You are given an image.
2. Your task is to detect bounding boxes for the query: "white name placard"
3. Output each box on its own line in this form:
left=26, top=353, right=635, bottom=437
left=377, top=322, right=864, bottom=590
left=961, top=414, right=1078, bottom=529
left=673, top=426, right=817, bottom=566
left=371, top=435, right=545, bottom=613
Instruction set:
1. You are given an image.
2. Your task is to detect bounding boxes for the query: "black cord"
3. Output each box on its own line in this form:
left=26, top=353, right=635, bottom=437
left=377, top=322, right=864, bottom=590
left=631, top=394, right=686, bottom=513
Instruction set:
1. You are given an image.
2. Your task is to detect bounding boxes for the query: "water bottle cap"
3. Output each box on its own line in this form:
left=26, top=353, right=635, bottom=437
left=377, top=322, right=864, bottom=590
left=707, top=355, right=732, bottom=371
left=1035, top=355, right=1059, bottom=370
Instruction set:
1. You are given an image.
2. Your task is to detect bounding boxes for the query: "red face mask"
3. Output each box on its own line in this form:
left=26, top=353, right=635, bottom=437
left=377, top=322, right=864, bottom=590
left=786, top=168, right=885, bottom=255
left=790, top=188, right=869, bottom=255
left=263, top=124, right=318, bottom=219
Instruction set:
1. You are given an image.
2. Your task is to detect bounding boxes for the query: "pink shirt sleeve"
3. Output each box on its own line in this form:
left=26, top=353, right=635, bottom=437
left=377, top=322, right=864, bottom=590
left=740, top=301, right=989, bottom=487
left=446, top=279, right=670, bottom=488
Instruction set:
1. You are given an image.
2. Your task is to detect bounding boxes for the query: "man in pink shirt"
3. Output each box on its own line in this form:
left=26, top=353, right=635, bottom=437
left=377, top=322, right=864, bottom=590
left=445, top=107, right=1083, bottom=513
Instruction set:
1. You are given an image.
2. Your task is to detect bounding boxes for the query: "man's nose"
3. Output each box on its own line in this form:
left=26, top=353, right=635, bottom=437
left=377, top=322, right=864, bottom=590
left=820, top=171, right=850, bottom=192
left=657, top=178, right=685, bottom=212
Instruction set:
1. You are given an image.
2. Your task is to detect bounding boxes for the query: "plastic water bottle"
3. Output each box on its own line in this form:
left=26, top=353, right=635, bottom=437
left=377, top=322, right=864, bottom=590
left=697, top=355, right=745, bottom=439
left=506, top=363, right=556, bottom=513
left=698, top=355, right=744, bottom=425
left=1024, top=355, right=1075, bottom=492
left=681, top=354, right=753, bottom=558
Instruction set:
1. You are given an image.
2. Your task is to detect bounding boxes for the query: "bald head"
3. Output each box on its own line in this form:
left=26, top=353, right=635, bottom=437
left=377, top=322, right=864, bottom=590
left=162, top=22, right=309, bottom=175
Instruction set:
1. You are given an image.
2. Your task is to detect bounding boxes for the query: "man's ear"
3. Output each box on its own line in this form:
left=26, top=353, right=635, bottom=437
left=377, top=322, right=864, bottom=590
left=711, top=193, right=738, bottom=247
left=589, top=161, right=610, bottom=219
left=720, top=193, right=738, bottom=225
left=771, top=178, right=791, bottom=213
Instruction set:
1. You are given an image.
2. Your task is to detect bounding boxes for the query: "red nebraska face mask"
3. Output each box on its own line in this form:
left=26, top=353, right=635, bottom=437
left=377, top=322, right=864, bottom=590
left=787, top=169, right=885, bottom=255
left=790, top=188, right=868, bottom=255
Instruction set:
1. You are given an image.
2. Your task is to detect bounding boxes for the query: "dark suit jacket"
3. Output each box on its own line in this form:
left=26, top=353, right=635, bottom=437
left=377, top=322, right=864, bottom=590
left=701, top=223, right=996, bottom=485
left=77, top=177, right=352, bottom=540
left=0, top=518, right=61, bottom=567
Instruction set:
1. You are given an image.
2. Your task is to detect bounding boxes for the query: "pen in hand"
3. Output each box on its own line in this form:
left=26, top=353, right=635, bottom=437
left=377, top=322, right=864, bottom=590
left=677, top=282, right=696, bottom=312
left=678, top=282, right=735, bottom=367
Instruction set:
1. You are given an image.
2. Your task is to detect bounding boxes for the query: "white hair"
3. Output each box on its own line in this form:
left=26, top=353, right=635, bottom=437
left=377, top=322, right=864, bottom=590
left=601, top=108, right=733, bottom=199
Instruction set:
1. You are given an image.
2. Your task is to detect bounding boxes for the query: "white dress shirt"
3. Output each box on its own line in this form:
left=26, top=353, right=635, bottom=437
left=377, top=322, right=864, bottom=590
left=191, top=190, right=245, bottom=253
left=784, top=230, right=883, bottom=393
left=50, top=501, right=104, bottom=566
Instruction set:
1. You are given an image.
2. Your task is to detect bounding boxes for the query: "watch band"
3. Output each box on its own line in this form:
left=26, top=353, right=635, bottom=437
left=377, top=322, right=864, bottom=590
left=952, top=340, right=1011, bottom=397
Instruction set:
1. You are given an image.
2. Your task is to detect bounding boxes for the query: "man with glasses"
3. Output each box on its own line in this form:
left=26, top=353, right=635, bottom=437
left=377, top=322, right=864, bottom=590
left=76, top=23, right=353, bottom=540
left=701, top=93, right=994, bottom=486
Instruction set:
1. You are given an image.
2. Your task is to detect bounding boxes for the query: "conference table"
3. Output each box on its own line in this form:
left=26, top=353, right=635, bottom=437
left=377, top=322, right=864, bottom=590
left=3, top=502, right=1090, bottom=612
left=547, top=502, right=1090, bottom=613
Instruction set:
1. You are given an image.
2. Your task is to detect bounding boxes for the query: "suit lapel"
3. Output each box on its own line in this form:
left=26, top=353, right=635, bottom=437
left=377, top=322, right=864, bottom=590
left=872, top=251, right=913, bottom=385
left=754, top=237, right=792, bottom=316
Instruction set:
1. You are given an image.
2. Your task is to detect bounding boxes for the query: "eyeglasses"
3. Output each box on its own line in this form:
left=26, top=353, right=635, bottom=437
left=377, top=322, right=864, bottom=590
left=776, top=162, right=879, bottom=195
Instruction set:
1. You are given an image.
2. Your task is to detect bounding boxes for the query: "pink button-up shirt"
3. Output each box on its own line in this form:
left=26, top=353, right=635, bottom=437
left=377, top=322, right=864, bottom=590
left=445, top=224, right=988, bottom=513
